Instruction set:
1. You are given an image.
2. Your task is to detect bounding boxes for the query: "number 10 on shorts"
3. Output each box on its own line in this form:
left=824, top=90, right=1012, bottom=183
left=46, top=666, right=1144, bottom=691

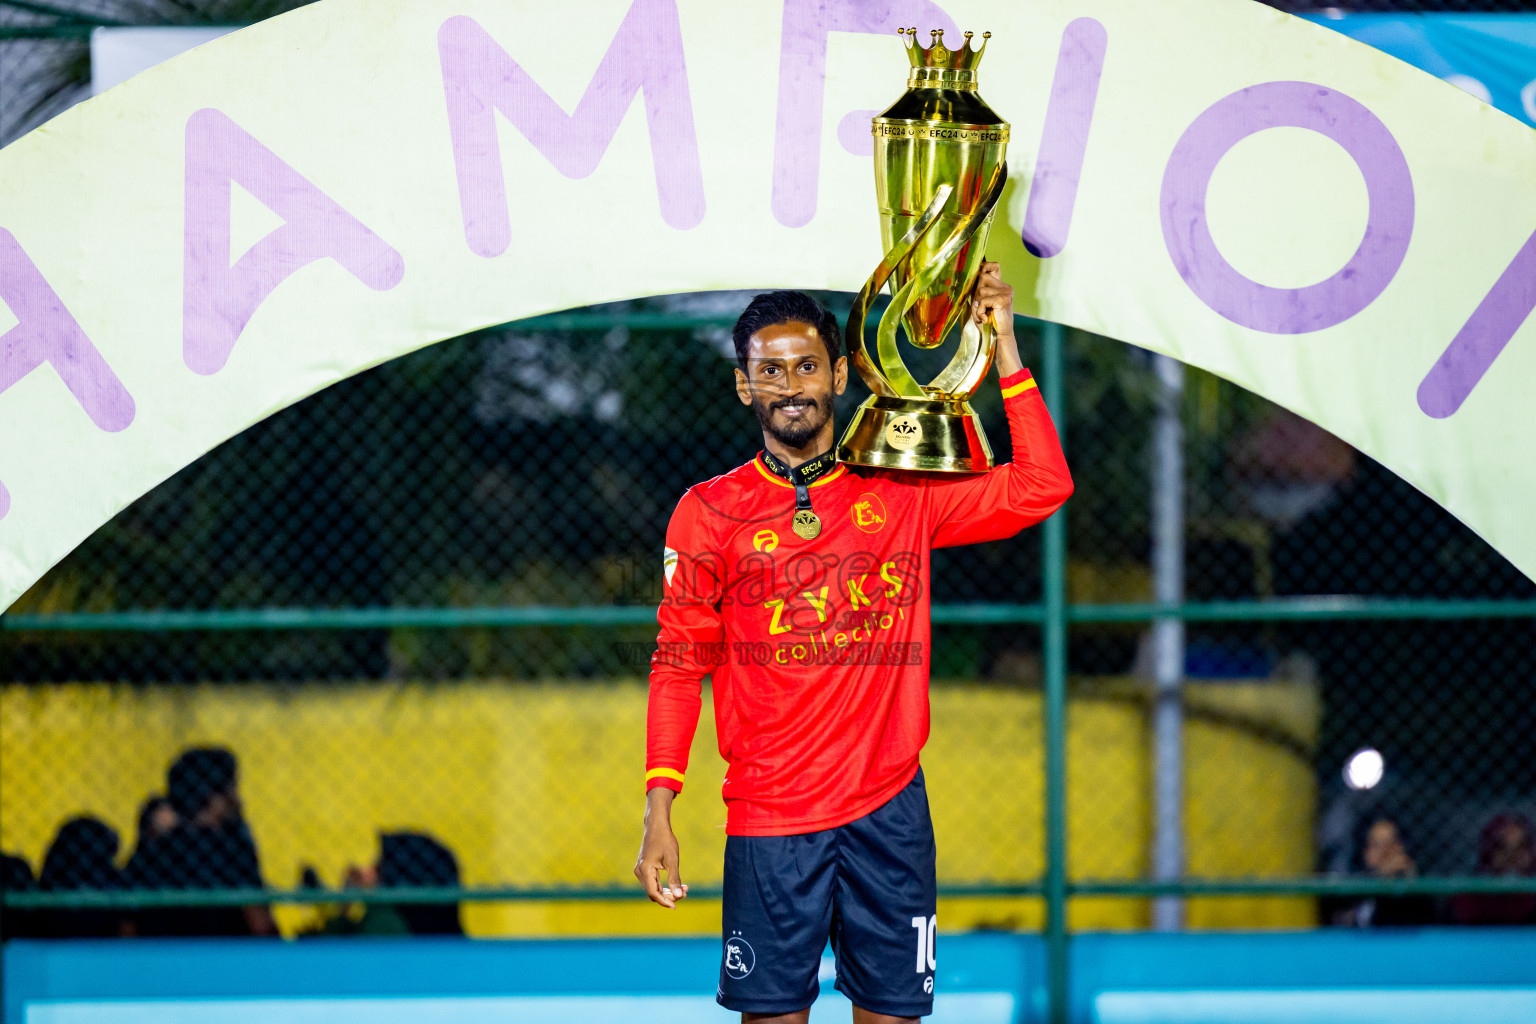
left=911, top=914, right=937, bottom=973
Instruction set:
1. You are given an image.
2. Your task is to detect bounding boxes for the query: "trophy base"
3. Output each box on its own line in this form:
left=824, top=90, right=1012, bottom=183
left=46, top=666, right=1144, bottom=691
left=836, top=395, right=994, bottom=474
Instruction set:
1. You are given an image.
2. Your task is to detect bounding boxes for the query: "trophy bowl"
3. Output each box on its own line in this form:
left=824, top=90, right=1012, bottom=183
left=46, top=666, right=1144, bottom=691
left=837, top=28, right=1011, bottom=474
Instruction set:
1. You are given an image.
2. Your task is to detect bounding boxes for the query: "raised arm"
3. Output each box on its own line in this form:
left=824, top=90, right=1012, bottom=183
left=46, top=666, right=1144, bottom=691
left=634, top=489, right=723, bottom=908
left=927, top=264, right=1073, bottom=548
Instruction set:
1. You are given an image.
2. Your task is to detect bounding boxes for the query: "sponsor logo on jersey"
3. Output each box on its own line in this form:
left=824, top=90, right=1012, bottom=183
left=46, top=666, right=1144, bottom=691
left=752, top=529, right=779, bottom=552
left=663, top=547, right=678, bottom=586
left=724, top=935, right=755, bottom=979
left=851, top=493, right=887, bottom=533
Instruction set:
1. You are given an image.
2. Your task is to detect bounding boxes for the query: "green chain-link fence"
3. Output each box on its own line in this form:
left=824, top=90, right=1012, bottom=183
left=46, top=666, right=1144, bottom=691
left=4, top=295, right=1535, bottom=937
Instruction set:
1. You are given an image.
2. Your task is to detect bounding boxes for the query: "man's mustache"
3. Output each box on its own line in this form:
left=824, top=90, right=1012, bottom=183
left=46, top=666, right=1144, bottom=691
left=767, top=395, right=825, bottom=410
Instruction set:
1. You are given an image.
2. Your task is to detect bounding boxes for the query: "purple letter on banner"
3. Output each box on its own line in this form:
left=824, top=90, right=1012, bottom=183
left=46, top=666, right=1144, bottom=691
left=183, top=109, right=405, bottom=376
left=0, top=228, right=135, bottom=430
left=1417, top=227, right=1536, bottom=418
left=774, top=0, right=956, bottom=228
left=0, top=228, right=136, bottom=521
left=438, top=1, right=705, bottom=258
left=1021, top=18, right=1107, bottom=259
left=1161, top=81, right=1413, bottom=334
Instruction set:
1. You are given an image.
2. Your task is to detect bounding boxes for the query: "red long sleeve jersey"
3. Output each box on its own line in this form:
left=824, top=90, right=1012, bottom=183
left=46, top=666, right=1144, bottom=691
left=646, top=368, right=1072, bottom=836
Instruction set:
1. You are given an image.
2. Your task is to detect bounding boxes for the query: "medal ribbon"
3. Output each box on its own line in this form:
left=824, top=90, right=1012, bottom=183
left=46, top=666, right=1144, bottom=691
left=761, top=448, right=838, bottom=531
left=762, top=448, right=837, bottom=512
left=761, top=448, right=838, bottom=484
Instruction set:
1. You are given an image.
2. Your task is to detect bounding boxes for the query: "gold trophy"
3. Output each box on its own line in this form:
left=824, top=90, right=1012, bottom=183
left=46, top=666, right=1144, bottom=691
left=836, top=28, right=1010, bottom=473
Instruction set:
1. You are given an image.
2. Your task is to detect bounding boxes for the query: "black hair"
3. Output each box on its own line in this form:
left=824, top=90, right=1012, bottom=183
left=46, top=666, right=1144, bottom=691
left=40, top=817, right=120, bottom=891
left=167, top=747, right=237, bottom=819
left=1, top=853, right=33, bottom=892
left=378, top=831, right=464, bottom=935
left=732, top=291, right=843, bottom=373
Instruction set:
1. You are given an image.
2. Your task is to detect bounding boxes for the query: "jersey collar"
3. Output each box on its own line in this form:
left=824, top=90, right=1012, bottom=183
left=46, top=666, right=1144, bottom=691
left=759, top=447, right=844, bottom=488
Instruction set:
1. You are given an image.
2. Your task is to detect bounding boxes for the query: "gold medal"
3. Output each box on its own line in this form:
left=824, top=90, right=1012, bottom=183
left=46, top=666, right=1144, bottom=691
left=792, top=509, right=822, bottom=539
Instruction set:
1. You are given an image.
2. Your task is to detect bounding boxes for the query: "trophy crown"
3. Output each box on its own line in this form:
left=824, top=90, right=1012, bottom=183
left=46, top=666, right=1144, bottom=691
left=900, top=27, right=989, bottom=71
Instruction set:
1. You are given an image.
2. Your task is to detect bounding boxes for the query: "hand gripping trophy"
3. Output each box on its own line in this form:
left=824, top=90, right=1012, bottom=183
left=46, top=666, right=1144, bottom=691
left=837, top=27, right=1010, bottom=473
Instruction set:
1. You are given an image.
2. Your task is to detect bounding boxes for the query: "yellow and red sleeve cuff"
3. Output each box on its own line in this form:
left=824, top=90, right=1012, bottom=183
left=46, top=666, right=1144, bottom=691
left=645, top=767, right=685, bottom=793
left=1000, top=368, right=1038, bottom=401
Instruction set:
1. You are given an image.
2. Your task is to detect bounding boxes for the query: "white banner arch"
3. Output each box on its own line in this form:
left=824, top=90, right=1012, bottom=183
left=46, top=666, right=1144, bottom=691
left=4, top=0, right=1536, bottom=607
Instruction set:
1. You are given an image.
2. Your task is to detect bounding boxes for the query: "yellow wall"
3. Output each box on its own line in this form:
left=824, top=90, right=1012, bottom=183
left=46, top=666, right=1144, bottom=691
left=0, top=677, right=1316, bottom=935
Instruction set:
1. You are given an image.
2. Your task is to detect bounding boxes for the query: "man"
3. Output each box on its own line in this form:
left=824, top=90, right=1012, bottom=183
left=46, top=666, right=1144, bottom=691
left=37, top=816, right=124, bottom=938
left=1, top=851, right=42, bottom=940
left=634, top=266, right=1071, bottom=1022
left=309, top=831, right=465, bottom=936
left=125, top=746, right=277, bottom=937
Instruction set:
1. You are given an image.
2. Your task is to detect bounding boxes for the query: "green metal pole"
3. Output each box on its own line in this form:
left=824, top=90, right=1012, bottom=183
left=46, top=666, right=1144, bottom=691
left=1040, top=320, right=1070, bottom=1024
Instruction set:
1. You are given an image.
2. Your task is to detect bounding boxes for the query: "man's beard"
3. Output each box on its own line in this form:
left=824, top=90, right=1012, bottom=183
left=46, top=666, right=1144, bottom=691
left=752, top=392, right=834, bottom=450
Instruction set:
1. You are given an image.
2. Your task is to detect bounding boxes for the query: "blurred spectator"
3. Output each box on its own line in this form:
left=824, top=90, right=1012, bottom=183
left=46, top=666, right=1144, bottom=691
left=1, top=852, right=42, bottom=939
left=125, top=747, right=276, bottom=937
left=1231, top=407, right=1357, bottom=531
left=1330, top=815, right=1437, bottom=927
left=132, top=796, right=179, bottom=858
left=380, top=832, right=464, bottom=935
left=1451, top=813, right=1536, bottom=926
left=306, top=831, right=464, bottom=937
left=38, top=817, right=125, bottom=938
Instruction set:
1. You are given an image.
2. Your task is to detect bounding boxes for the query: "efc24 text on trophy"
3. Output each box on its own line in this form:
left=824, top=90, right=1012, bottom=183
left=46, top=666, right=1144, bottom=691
left=836, top=28, right=1010, bottom=474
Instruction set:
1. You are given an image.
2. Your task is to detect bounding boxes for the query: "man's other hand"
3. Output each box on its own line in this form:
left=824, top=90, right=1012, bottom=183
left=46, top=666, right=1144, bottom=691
left=635, top=787, right=688, bottom=908
left=972, top=261, right=1015, bottom=338
left=973, top=261, right=1024, bottom=378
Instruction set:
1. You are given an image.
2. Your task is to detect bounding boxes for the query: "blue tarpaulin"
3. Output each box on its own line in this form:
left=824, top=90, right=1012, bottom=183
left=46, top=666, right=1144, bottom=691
left=7, top=931, right=1536, bottom=1024
left=1308, top=14, right=1536, bottom=127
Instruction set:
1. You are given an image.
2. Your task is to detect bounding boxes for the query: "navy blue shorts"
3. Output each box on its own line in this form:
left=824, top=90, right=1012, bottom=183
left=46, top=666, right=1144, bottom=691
left=717, top=768, right=937, bottom=1018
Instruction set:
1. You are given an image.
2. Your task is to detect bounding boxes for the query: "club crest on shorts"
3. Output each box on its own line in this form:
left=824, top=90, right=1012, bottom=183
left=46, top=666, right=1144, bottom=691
left=724, top=935, right=755, bottom=979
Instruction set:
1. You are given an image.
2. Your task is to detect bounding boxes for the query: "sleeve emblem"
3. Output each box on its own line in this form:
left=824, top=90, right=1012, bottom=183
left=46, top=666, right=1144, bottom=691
left=663, top=547, right=679, bottom=587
